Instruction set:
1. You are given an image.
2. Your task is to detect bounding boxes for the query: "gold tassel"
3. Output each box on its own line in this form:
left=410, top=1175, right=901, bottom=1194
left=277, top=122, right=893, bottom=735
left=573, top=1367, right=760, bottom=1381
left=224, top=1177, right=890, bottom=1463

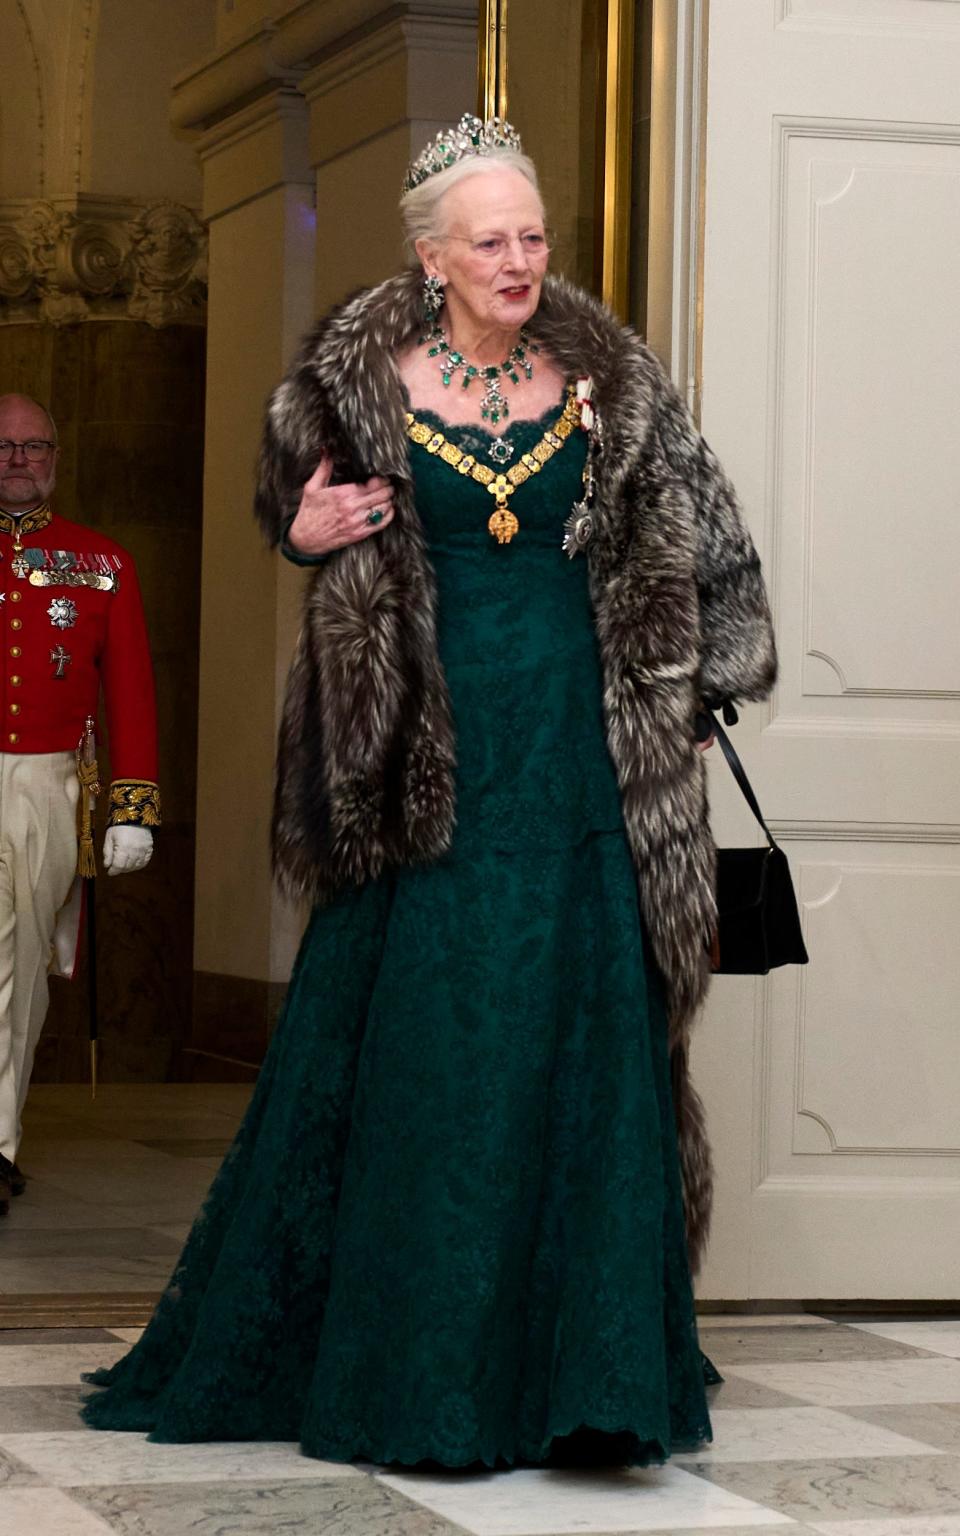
left=76, top=715, right=100, bottom=877
left=77, top=796, right=97, bottom=876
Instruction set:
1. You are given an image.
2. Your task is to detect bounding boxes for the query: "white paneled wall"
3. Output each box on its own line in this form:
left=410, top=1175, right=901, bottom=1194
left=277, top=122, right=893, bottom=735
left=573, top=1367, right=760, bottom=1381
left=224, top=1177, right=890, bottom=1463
left=694, top=0, right=960, bottom=1298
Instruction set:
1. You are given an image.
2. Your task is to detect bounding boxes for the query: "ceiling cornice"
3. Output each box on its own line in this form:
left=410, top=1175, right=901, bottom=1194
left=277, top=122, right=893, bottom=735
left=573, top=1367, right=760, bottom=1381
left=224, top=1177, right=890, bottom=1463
left=171, top=1, right=477, bottom=134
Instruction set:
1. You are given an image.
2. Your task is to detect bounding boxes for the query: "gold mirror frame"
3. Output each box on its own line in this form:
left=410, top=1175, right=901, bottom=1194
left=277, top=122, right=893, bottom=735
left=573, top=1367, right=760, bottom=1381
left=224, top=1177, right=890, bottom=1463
left=476, top=0, right=636, bottom=321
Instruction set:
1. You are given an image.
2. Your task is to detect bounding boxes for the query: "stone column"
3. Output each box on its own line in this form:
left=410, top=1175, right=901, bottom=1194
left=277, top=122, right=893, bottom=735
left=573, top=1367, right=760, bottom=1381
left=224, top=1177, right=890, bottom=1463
left=300, top=4, right=477, bottom=312
left=184, top=90, right=315, bottom=1074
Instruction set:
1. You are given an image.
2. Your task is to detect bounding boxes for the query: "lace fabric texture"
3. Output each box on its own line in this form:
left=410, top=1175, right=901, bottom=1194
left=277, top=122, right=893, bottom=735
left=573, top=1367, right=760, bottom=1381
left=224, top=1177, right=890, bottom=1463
left=83, top=400, right=713, bottom=1466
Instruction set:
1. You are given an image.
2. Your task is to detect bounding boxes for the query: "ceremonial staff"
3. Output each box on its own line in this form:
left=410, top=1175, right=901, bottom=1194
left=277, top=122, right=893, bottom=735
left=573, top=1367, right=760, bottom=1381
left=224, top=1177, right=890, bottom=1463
left=76, top=715, right=101, bottom=1098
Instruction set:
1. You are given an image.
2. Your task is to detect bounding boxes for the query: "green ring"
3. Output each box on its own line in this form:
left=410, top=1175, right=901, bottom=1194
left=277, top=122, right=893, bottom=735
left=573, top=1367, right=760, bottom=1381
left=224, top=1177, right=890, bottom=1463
left=367, top=508, right=384, bottom=526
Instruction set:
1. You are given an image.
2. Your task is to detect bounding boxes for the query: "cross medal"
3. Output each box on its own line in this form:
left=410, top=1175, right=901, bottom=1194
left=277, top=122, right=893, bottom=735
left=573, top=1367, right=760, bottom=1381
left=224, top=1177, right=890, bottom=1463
left=50, top=645, right=71, bottom=679
left=486, top=476, right=520, bottom=545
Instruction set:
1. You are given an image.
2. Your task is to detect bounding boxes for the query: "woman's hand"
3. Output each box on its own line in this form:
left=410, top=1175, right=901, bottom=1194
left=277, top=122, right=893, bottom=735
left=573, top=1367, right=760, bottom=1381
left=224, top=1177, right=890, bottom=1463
left=286, top=454, right=396, bottom=556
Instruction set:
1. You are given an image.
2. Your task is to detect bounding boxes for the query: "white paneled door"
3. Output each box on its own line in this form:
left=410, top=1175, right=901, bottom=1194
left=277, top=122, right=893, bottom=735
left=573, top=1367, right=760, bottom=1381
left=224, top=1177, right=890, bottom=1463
left=693, top=0, right=960, bottom=1298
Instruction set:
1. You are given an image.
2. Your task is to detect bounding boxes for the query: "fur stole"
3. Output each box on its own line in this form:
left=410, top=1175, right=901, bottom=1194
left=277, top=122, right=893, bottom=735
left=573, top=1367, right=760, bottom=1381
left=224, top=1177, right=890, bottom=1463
left=255, top=268, right=777, bottom=1272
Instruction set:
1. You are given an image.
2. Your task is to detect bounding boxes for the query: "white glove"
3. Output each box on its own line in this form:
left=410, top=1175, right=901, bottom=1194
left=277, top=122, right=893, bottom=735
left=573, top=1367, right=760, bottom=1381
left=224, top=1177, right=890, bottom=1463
left=102, top=825, right=154, bottom=875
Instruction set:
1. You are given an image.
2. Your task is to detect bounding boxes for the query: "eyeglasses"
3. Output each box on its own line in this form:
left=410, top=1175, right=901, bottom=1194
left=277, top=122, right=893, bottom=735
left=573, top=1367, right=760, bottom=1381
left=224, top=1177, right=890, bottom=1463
left=445, top=234, right=552, bottom=261
left=0, top=439, right=55, bottom=462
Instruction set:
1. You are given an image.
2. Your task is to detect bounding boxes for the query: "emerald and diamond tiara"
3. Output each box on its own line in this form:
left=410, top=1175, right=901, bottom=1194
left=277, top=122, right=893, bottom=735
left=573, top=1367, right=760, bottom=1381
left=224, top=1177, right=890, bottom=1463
left=402, top=113, right=523, bottom=194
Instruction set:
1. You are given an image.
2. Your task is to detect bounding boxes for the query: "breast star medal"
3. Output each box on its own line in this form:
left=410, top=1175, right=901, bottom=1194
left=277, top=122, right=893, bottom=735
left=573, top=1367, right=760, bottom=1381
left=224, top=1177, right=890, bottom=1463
left=47, top=596, right=78, bottom=629
left=562, top=503, right=593, bottom=558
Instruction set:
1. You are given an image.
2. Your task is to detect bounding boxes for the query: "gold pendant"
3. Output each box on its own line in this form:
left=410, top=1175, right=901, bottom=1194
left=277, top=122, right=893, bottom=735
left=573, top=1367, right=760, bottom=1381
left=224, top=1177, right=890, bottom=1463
left=488, top=507, right=519, bottom=544
left=407, top=387, right=580, bottom=549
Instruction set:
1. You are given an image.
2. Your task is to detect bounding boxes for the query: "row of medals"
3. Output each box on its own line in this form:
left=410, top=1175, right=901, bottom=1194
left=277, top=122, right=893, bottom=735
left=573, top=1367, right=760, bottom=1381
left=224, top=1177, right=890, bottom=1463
left=4, top=530, right=120, bottom=681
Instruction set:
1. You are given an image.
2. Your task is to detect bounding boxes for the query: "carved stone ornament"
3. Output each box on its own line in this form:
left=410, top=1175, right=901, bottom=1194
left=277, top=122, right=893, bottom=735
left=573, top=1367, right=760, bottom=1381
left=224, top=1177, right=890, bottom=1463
left=0, top=198, right=206, bottom=327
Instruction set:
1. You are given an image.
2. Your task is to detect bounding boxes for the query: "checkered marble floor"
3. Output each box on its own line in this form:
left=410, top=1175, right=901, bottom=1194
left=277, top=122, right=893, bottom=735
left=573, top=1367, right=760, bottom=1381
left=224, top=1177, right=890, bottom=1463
left=2, top=1316, right=960, bottom=1535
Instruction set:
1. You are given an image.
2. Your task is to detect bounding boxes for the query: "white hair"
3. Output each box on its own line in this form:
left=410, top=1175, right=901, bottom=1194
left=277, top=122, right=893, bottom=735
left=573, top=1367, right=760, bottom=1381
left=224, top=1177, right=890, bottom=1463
left=399, top=150, right=545, bottom=262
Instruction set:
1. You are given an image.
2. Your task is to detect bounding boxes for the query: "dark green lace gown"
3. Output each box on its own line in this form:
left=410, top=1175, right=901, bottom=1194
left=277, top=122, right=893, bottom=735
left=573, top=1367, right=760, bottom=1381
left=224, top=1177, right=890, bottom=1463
left=83, top=397, right=712, bottom=1467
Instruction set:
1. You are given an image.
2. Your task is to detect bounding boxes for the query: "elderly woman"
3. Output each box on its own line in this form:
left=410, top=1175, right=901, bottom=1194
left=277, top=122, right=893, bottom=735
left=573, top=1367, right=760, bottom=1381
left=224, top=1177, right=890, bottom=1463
left=85, top=116, right=775, bottom=1468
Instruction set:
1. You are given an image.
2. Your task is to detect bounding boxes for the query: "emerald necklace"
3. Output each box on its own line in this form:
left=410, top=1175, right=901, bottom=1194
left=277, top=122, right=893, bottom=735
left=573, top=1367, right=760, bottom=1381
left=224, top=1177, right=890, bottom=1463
left=425, top=324, right=539, bottom=425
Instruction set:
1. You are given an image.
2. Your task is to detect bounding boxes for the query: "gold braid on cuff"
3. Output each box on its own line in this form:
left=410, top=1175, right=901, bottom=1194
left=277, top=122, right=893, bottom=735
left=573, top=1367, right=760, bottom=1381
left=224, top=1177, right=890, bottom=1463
left=108, top=780, right=162, bottom=828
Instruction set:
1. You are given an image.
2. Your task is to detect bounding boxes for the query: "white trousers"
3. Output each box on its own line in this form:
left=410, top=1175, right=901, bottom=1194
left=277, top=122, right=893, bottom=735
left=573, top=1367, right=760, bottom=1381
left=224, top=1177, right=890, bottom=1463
left=0, top=752, right=78, bottom=1163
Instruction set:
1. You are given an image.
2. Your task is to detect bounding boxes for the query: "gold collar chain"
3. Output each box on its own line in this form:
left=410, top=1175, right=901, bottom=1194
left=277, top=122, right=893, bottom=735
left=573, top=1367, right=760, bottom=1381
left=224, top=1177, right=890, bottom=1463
left=406, top=386, right=580, bottom=545
left=0, top=502, right=52, bottom=550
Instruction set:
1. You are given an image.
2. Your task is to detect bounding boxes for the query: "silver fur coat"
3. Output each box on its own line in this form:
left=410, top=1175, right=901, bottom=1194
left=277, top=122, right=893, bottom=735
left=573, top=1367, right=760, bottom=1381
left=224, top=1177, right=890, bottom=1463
left=255, top=268, right=777, bottom=1272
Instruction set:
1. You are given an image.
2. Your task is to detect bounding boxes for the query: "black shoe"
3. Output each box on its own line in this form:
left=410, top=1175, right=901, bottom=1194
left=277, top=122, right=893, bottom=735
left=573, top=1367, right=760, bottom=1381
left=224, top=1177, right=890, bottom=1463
left=9, top=1163, right=25, bottom=1197
left=0, top=1169, right=9, bottom=1217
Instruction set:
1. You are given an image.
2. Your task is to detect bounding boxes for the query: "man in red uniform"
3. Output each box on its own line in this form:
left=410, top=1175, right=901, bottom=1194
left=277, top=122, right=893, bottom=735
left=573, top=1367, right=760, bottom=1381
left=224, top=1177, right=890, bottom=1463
left=0, top=394, right=160, bottom=1216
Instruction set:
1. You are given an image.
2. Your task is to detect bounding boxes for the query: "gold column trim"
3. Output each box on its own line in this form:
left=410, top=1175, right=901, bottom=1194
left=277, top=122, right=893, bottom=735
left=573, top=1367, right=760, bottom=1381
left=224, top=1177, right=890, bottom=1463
left=693, top=0, right=710, bottom=427
left=601, top=0, right=636, bottom=321
left=477, top=0, right=508, bottom=120
left=476, top=1, right=636, bottom=320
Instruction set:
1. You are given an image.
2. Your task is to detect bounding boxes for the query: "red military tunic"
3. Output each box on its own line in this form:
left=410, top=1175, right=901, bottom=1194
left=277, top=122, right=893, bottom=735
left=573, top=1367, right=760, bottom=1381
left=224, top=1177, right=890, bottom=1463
left=0, top=503, right=160, bottom=826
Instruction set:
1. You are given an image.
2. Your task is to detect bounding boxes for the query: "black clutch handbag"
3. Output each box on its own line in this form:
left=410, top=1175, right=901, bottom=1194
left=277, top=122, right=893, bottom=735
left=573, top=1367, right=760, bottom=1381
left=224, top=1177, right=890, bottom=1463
left=704, top=708, right=809, bottom=976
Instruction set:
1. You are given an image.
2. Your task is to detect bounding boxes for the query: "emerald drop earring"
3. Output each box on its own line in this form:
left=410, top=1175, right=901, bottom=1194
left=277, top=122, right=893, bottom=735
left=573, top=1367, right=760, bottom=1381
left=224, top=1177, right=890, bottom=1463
left=422, top=274, right=444, bottom=323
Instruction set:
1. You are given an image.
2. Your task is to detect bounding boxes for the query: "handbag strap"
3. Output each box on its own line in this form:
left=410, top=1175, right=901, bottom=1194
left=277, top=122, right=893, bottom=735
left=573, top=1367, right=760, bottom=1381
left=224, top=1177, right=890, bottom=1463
left=707, top=710, right=778, bottom=851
